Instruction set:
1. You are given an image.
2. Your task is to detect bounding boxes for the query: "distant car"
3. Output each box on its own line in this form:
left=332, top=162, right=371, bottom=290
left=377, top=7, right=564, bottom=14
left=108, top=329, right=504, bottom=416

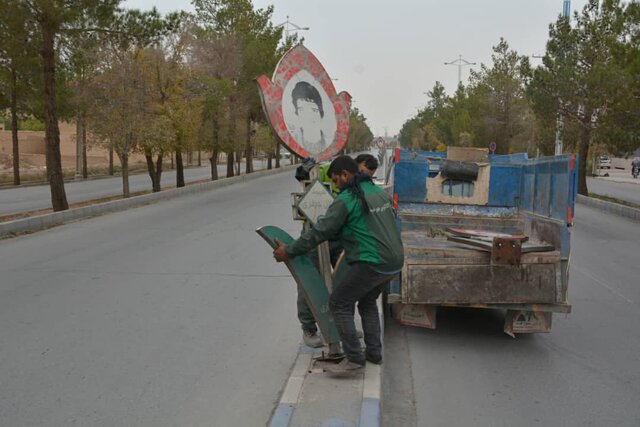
left=597, top=155, right=611, bottom=169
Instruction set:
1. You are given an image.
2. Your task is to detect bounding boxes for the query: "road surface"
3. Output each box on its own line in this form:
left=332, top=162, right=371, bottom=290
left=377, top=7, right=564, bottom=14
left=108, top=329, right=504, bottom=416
left=0, top=171, right=302, bottom=426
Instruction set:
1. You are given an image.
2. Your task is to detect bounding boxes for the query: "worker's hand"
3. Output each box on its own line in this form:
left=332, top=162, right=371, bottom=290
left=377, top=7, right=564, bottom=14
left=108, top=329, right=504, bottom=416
left=273, top=239, right=289, bottom=262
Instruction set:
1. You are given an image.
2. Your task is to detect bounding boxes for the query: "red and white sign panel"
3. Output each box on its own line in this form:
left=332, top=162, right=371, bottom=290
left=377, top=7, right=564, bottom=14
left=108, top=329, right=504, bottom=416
left=256, top=44, right=351, bottom=161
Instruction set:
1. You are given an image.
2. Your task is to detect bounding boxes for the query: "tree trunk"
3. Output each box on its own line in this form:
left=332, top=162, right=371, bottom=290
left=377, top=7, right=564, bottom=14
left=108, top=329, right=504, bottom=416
left=245, top=116, right=253, bottom=174
left=145, top=150, right=163, bottom=192
left=275, top=143, right=280, bottom=168
left=109, top=145, right=114, bottom=175
left=267, top=151, right=272, bottom=170
left=577, top=121, right=590, bottom=196
left=75, top=114, right=83, bottom=178
left=198, top=150, right=201, bottom=167
left=226, top=150, right=234, bottom=177
left=236, top=150, right=241, bottom=175
left=118, top=151, right=130, bottom=197
left=176, top=150, right=185, bottom=188
left=209, top=150, right=219, bottom=180
left=10, top=66, right=20, bottom=186
left=82, top=120, right=87, bottom=178
left=41, top=22, right=68, bottom=211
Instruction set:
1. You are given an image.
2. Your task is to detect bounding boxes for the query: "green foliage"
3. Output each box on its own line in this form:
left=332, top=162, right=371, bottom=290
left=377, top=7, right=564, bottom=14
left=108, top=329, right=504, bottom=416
left=400, top=40, right=534, bottom=155
left=526, top=0, right=637, bottom=194
left=20, top=117, right=45, bottom=131
left=345, top=108, right=373, bottom=152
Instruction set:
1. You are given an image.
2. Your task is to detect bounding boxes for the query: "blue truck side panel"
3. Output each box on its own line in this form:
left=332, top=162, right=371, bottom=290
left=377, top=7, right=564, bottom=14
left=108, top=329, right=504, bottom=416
left=393, top=150, right=578, bottom=225
left=394, top=159, right=429, bottom=203
left=488, top=165, right=522, bottom=206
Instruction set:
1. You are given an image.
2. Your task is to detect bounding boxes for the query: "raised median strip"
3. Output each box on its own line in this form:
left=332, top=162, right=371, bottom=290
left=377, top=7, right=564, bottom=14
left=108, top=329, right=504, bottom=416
left=268, top=299, right=383, bottom=427
left=576, top=194, right=640, bottom=222
left=0, top=165, right=295, bottom=239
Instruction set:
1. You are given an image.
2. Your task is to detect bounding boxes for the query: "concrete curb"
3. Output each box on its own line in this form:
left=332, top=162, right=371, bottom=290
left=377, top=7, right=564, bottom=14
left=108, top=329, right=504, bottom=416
left=0, top=165, right=295, bottom=239
left=576, top=194, right=640, bottom=222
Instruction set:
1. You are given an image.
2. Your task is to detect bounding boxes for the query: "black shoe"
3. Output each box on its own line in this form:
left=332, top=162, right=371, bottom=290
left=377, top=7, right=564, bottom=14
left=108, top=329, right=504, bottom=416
left=365, top=351, right=382, bottom=365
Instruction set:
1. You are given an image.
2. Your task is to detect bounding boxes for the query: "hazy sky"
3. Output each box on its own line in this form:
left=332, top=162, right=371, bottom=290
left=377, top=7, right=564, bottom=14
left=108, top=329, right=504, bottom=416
left=123, top=0, right=589, bottom=137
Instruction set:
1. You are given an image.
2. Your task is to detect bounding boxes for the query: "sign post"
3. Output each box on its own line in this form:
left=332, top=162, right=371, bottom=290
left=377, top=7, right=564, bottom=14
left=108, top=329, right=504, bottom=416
left=256, top=44, right=352, bottom=357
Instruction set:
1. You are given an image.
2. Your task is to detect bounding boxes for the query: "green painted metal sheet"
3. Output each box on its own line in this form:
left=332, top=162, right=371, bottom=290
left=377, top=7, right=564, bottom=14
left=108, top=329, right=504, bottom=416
left=256, top=225, right=341, bottom=345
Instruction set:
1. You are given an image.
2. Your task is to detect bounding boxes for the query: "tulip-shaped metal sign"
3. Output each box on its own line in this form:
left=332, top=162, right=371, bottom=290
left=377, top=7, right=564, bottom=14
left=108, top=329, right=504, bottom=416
left=256, top=44, right=351, bottom=161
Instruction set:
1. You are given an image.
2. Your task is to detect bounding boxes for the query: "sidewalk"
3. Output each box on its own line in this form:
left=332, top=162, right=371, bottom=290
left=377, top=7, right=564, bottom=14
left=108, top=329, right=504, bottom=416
left=591, top=169, right=639, bottom=185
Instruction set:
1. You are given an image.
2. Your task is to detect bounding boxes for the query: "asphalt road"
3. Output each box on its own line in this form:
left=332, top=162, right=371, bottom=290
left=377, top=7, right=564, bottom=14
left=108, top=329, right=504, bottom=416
left=0, top=171, right=303, bottom=426
left=383, top=203, right=640, bottom=426
left=0, top=159, right=278, bottom=217
left=587, top=176, right=640, bottom=205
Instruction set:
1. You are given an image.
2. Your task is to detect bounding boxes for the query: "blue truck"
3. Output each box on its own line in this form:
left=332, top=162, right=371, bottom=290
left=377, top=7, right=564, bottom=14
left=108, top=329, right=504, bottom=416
left=385, top=148, right=578, bottom=335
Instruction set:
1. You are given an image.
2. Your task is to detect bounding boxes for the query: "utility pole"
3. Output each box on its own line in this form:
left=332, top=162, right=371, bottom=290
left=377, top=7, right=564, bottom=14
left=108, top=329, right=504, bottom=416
left=555, top=0, right=571, bottom=156
left=444, top=55, right=476, bottom=86
left=272, top=16, right=308, bottom=168
left=276, top=15, right=309, bottom=42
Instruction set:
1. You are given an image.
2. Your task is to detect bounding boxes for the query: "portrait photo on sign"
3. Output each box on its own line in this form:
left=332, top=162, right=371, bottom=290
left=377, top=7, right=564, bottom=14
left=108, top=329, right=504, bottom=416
left=282, top=70, right=337, bottom=156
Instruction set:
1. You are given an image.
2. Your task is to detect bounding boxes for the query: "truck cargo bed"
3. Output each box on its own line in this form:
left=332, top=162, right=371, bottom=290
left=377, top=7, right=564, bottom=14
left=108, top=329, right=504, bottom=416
left=401, top=232, right=562, bottom=304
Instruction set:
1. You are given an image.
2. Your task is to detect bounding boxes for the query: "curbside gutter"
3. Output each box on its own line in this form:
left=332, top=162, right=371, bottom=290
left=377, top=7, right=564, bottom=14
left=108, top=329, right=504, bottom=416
left=0, top=165, right=296, bottom=239
left=576, top=194, right=640, bottom=222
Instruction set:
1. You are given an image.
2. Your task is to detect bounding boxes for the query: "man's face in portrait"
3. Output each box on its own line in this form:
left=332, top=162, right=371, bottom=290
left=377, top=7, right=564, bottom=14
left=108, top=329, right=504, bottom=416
left=295, top=98, right=322, bottom=127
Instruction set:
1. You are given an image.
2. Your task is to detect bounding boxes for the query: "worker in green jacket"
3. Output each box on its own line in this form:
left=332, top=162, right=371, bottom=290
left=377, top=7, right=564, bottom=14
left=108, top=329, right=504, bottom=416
left=274, top=155, right=404, bottom=375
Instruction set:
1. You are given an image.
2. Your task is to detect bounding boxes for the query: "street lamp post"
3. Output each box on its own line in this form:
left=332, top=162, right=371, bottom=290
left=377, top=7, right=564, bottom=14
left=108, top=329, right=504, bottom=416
left=555, top=0, right=571, bottom=156
left=276, top=15, right=309, bottom=42
left=444, top=54, right=476, bottom=86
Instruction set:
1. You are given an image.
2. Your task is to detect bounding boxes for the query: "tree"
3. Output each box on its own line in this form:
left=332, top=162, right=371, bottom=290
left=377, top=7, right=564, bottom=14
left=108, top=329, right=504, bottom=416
left=193, top=0, right=282, bottom=177
left=0, top=0, right=40, bottom=185
left=15, top=0, right=121, bottom=211
left=468, top=38, right=531, bottom=154
left=86, top=49, right=148, bottom=197
left=190, top=29, right=240, bottom=180
left=527, top=0, right=630, bottom=195
left=345, top=108, right=373, bottom=152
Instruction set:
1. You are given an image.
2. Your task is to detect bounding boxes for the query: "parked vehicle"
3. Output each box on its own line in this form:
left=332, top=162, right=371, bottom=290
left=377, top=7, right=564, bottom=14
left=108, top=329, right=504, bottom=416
left=386, top=148, right=577, bottom=335
left=598, top=155, right=611, bottom=169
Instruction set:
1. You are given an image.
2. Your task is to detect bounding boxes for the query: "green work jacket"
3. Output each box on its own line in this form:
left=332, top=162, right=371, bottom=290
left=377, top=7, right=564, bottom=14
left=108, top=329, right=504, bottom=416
left=286, top=180, right=404, bottom=273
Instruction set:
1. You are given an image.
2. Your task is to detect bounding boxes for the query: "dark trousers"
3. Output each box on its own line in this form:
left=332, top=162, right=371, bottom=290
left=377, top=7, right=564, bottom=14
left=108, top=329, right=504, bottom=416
left=329, top=262, right=393, bottom=365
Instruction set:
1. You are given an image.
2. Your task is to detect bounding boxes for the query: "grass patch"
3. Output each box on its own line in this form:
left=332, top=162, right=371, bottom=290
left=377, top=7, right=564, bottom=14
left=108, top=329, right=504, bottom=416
left=588, top=193, right=640, bottom=210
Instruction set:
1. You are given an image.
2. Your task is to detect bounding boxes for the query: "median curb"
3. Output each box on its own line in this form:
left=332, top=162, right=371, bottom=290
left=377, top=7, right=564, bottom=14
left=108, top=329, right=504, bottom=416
left=268, top=299, right=383, bottom=427
left=0, top=165, right=295, bottom=239
left=576, top=194, right=640, bottom=222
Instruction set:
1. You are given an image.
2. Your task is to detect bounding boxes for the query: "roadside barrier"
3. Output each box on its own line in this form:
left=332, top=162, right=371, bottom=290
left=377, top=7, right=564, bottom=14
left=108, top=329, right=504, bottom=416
left=576, top=194, right=640, bottom=222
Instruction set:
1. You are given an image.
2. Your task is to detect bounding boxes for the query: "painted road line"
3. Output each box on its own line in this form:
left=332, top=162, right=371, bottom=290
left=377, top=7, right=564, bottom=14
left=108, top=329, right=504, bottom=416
left=359, top=297, right=384, bottom=427
left=269, top=350, right=312, bottom=427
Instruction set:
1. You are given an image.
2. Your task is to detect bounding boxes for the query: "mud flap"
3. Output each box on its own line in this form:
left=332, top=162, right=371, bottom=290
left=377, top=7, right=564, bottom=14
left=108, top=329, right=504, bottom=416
left=504, top=309, right=552, bottom=337
left=392, top=304, right=437, bottom=329
left=256, top=225, right=341, bottom=346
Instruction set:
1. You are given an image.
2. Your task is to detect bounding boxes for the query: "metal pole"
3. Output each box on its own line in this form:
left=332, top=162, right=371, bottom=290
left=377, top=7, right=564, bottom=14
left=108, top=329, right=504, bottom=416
left=444, top=54, right=476, bottom=86
left=555, top=0, right=570, bottom=156
left=276, top=15, right=309, bottom=42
